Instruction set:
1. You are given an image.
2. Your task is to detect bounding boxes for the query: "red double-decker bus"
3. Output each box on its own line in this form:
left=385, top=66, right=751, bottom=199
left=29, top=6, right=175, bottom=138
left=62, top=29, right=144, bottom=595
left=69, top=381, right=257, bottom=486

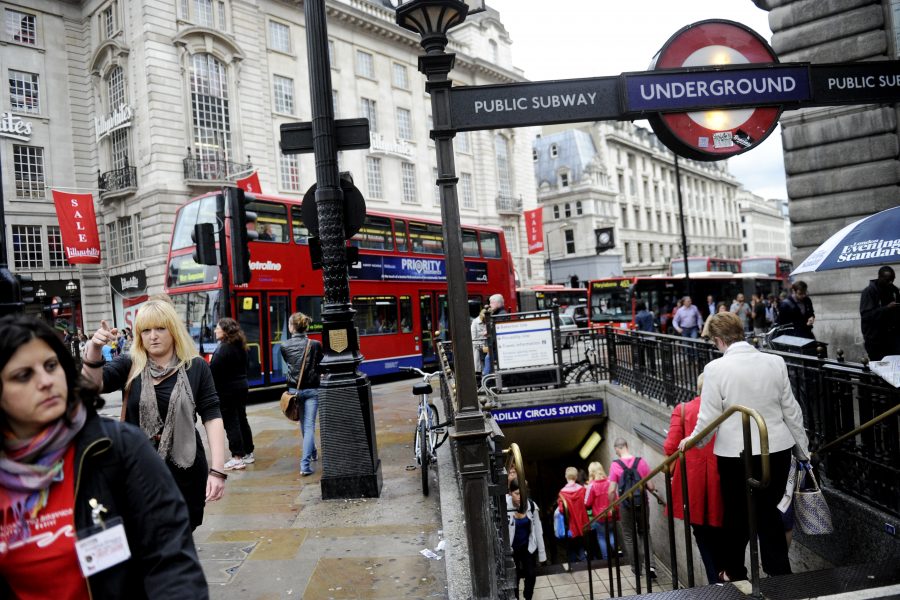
left=162, top=192, right=517, bottom=391
left=669, top=256, right=741, bottom=275
left=740, top=256, right=794, bottom=281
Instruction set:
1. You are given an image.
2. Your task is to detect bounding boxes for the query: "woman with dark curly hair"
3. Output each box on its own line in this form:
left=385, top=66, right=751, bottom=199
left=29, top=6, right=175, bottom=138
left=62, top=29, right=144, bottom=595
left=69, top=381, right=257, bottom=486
left=210, top=318, right=253, bottom=470
left=0, top=315, right=207, bottom=597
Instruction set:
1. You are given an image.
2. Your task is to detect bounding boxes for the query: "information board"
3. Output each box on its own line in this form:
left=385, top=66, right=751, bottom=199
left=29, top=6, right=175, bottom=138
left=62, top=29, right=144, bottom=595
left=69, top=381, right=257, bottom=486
left=495, top=318, right=555, bottom=370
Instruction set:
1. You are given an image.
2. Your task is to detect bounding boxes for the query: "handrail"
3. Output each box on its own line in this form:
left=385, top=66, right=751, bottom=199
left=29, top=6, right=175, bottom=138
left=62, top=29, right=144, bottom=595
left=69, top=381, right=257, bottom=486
left=583, top=404, right=771, bottom=599
left=813, top=400, right=900, bottom=458
left=503, top=443, right=527, bottom=508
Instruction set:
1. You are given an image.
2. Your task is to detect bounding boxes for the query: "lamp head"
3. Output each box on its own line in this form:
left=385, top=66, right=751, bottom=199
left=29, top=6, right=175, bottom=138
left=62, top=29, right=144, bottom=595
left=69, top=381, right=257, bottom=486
left=394, top=0, right=481, bottom=54
left=35, top=286, right=47, bottom=300
left=65, top=280, right=78, bottom=294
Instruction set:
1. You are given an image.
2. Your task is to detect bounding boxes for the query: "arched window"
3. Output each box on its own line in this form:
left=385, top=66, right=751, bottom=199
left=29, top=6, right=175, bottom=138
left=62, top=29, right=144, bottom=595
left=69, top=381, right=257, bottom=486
left=190, top=53, right=232, bottom=172
left=107, top=65, right=125, bottom=109
left=494, top=134, right=512, bottom=200
left=489, top=39, right=499, bottom=63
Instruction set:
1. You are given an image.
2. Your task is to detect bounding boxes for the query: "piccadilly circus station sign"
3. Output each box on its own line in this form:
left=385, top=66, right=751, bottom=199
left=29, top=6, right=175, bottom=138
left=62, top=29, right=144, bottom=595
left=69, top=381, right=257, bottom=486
left=444, top=19, right=900, bottom=161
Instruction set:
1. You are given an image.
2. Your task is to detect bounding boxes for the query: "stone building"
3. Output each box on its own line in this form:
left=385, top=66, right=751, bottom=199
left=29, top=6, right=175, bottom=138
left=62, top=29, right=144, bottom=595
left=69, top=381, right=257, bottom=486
left=738, top=187, right=791, bottom=258
left=535, top=121, right=744, bottom=282
left=1, top=0, right=542, bottom=329
left=758, top=0, right=900, bottom=360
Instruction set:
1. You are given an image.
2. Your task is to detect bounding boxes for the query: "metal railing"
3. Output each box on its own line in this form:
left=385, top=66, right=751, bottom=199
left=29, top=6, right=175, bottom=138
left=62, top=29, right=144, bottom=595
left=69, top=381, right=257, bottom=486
left=495, top=194, right=522, bottom=214
left=183, top=154, right=252, bottom=182
left=579, top=404, right=771, bottom=599
left=98, top=165, right=137, bottom=193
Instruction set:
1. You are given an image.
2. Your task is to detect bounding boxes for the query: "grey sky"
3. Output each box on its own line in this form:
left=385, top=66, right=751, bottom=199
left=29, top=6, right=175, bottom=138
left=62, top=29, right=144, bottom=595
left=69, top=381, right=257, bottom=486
left=485, top=0, right=788, bottom=200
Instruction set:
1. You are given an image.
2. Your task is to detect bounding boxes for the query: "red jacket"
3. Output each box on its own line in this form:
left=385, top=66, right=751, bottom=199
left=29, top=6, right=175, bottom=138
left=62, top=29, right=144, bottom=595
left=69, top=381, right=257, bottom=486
left=558, top=483, right=590, bottom=538
left=662, top=396, right=724, bottom=527
left=584, top=478, right=619, bottom=522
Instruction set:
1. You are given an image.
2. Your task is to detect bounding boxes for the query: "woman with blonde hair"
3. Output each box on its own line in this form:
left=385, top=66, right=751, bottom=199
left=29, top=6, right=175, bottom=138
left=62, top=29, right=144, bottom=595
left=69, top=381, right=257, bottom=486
left=280, top=312, right=324, bottom=477
left=81, top=298, right=227, bottom=530
left=584, top=461, right=618, bottom=561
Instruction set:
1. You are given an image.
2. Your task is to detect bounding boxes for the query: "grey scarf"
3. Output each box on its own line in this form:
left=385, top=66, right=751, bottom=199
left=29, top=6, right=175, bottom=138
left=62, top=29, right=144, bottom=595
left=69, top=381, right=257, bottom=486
left=139, top=359, right=196, bottom=469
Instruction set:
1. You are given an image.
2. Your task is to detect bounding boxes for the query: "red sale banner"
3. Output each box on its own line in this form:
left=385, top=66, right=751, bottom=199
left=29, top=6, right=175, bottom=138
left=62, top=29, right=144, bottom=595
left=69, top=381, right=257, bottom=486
left=51, top=190, right=101, bottom=264
left=236, top=171, right=262, bottom=193
left=524, top=207, right=544, bottom=254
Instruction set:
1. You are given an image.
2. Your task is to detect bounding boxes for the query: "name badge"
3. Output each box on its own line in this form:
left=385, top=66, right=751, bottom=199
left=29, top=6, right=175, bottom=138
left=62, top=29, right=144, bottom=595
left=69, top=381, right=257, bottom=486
left=75, top=517, right=131, bottom=577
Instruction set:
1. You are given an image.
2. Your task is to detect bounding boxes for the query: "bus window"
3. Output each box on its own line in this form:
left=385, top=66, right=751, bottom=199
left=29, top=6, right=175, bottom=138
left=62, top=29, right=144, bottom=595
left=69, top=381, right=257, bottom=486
left=468, top=296, right=483, bottom=318
left=399, top=295, right=413, bottom=333
left=171, top=290, right=222, bottom=350
left=409, top=222, right=444, bottom=254
left=166, top=255, right=219, bottom=288
left=480, top=231, right=501, bottom=258
left=353, top=296, right=398, bottom=335
left=251, top=200, right=288, bottom=242
left=394, top=219, right=408, bottom=252
left=296, top=296, right=323, bottom=332
left=462, top=229, right=480, bottom=257
left=291, top=206, right=311, bottom=244
left=172, top=195, right=218, bottom=250
left=352, top=215, right=393, bottom=250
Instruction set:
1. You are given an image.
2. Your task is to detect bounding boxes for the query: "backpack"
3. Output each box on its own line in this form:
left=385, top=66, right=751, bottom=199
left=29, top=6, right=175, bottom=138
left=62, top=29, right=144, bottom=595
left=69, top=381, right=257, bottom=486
left=615, top=457, right=644, bottom=509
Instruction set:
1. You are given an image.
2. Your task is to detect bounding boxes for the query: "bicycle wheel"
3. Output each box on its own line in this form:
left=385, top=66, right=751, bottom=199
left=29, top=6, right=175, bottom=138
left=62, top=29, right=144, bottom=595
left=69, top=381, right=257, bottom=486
left=418, top=420, right=430, bottom=496
left=574, top=363, right=595, bottom=384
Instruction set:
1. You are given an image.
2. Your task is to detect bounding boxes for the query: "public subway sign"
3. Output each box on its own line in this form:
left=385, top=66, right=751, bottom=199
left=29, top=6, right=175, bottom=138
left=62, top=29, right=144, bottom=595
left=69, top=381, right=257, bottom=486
left=491, top=400, right=605, bottom=425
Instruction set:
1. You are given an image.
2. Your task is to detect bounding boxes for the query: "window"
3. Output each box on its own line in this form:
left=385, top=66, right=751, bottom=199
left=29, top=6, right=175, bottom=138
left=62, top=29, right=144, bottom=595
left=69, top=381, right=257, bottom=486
left=495, top=135, right=512, bottom=199
left=565, top=203, right=572, bottom=218
left=359, top=97, right=377, bottom=133
left=48, top=226, right=70, bottom=269
left=550, top=144, right=558, bottom=158
left=328, top=40, right=336, bottom=67
left=741, top=215, right=746, bottom=223
left=366, top=157, right=382, bottom=198
left=107, top=66, right=125, bottom=110
left=553, top=205, right=560, bottom=219
left=109, top=128, right=130, bottom=170
left=457, top=131, right=470, bottom=153
left=195, top=0, right=214, bottom=27
left=432, top=168, right=440, bottom=207
left=119, top=217, right=135, bottom=262
left=13, top=145, right=45, bottom=199
left=401, top=162, right=417, bottom=204
left=106, top=222, right=119, bottom=265
left=133, top=214, right=142, bottom=259
left=351, top=216, right=393, bottom=250
left=217, top=1, right=226, bottom=28
left=408, top=221, right=444, bottom=254
left=480, top=231, right=501, bottom=258
left=462, top=229, right=480, bottom=257
left=741, top=229, right=747, bottom=239
left=9, top=70, right=39, bottom=114
left=250, top=200, right=289, bottom=243
left=6, top=9, right=36, bottom=46
left=356, top=50, right=374, bottom=78
left=559, top=172, right=569, bottom=187
left=190, top=54, right=232, bottom=171
left=273, top=75, right=294, bottom=114
left=279, top=153, right=301, bottom=192
left=291, top=206, right=310, bottom=244
left=103, top=7, right=114, bottom=38
left=11, top=225, right=42, bottom=269
left=394, top=220, right=408, bottom=252
left=353, top=296, right=398, bottom=336
left=396, top=107, right=412, bottom=140
left=268, top=20, right=290, bottom=53
left=331, top=89, right=339, bottom=117
left=399, top=296, right=413, bottom=332
left=489, top=39, right=499, bottom=63
left=392, top=62, right=408, bottom=89
left=503, top=226, right=517, bottom=251
left=460, top=172, right=474, bottom=209
left=532, top=149, right=538, bottom=161
left=565, top=229, right=575, bottom=254
left=576, top=201, right=583, bottom=215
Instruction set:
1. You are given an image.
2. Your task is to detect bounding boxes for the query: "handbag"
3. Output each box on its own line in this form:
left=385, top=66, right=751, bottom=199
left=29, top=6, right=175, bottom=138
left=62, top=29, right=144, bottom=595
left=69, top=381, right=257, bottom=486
left=280, top=342, right=311, bottom=422
left=793, top=463, right=833, bottom=535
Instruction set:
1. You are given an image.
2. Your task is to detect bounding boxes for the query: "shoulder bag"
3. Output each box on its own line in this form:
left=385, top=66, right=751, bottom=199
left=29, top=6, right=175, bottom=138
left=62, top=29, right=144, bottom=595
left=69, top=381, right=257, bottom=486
left=793, top=463, right=833, bottom=535
left=280, top=342, right=310, bottom=422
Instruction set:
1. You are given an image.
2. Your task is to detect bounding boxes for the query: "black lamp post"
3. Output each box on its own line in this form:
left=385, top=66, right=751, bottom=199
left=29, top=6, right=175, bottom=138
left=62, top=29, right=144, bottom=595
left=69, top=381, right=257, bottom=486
left=0, top=145, right=23, bottom=317
left=396, top=2, right=500, bottom=598
left=65, top=280, right=78, bottom=357
left=304, top=0, right=382, bottom=499
left=35, top=286, right=47, bottom=320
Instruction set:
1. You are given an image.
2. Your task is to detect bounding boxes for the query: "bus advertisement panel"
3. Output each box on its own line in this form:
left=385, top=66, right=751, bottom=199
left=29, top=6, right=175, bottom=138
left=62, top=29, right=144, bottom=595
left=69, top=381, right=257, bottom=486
left=670, top=256, right=741, bottom=275
left=163, top=192, right=517, bottom=391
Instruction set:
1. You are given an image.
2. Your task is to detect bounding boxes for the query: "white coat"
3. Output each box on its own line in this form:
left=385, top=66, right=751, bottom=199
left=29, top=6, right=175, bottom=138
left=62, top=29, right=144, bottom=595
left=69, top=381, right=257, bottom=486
left=689, top=342, right=810, bottom=458
left=506, top=495, right=547, bottom=562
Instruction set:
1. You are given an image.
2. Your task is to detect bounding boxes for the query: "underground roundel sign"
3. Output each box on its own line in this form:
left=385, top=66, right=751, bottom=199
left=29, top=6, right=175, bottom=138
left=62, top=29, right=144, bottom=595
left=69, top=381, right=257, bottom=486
left=646, top=20, right=781, bottom=161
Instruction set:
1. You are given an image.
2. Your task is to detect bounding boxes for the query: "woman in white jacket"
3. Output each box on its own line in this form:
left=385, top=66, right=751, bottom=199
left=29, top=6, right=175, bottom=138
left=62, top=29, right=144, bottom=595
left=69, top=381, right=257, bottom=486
left=506, top=479, right=546, bottom=600
left=679, top=311, right=810, bottom=582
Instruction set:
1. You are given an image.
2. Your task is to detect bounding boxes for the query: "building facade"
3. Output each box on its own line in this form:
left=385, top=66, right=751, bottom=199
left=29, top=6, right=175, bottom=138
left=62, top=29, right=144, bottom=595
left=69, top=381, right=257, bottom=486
left=1, top=0, right=543, bottom=329
left=535, top=121, right=744, bottom=282
left=738, top=188, right=790, bottom=258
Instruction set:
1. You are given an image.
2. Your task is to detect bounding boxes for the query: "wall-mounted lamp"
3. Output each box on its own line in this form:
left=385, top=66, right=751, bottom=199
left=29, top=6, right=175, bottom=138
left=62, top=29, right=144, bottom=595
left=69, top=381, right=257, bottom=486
left=578, top=429, right=603, bottom=460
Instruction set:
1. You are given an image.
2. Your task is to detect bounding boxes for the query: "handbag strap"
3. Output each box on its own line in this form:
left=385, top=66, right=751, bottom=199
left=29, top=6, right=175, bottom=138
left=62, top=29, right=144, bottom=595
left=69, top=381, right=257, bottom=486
left=296, top=341, right=311, bottom=389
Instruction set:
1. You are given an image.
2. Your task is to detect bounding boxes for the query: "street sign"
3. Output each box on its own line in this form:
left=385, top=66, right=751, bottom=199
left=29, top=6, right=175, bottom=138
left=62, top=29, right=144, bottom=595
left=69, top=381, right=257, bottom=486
left=646, top=19, right=782, bottom=161
left=448, top=77, right=619, bottom=131
left=280, top=118, right=371, bottom=154
left=301, top=172, right=366, bottom=239
left=810, top=61, right=900, bottom=104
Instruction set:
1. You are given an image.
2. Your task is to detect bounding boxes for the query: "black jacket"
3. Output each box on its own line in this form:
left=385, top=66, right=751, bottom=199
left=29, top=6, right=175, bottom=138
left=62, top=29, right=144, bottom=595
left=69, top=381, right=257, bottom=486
left=209, top=340, right=249, bottom=396
left=280, top=333, right=323, bottom=389
left=860, top=279, right=900, bottom=344
left=777, top=295, right=815, bottom=339
left=0, top=410, right=208, bottom=598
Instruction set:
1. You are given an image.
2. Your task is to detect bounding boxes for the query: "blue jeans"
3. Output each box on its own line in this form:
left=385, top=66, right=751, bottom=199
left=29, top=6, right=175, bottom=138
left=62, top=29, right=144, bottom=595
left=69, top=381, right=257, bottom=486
left=681, top=326, right=699, bottom=339
left=593, top=521, right=616, bottom=561
left=291, top=388, right=319, bottom=473
left=483, top=353, right=493, bottom=375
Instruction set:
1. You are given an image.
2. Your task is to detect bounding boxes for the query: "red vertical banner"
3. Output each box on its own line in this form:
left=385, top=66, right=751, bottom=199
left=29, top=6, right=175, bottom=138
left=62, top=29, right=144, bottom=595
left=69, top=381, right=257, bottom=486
left=236, top=171, right=262, bottom=193
left=51, top=190, right=101, bottom=264
left=525, top=207, right=544, bottom=254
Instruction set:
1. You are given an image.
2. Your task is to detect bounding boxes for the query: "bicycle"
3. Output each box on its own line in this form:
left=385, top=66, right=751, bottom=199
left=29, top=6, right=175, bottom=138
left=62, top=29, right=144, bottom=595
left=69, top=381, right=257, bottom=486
left=754, top=323, right=797, bottom=351
left=561, top=337, right=601, bottom=384
left=401, top=366, right=451, bottom=496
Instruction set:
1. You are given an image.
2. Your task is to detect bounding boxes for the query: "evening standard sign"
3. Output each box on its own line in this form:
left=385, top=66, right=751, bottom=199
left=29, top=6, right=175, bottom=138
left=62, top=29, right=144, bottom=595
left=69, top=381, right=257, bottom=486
left=448, top=78, right=619, bottom=131
left=624, top=66, right=810, bottom=112
left=492, top=400, right=604, bottom=425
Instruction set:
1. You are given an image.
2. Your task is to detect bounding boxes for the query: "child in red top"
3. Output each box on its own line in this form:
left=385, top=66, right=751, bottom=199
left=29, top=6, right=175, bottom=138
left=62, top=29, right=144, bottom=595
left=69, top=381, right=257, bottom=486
left=584, top=461, right=618, bottom=561
left=558, top=467, right=589, bottom=565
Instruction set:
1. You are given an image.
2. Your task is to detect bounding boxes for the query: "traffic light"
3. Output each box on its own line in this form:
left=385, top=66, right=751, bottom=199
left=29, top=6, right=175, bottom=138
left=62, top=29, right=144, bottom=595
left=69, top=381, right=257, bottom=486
left=15, top=273, right=34, bottom=304
left=192, top=223, right=218, bottom=266
left=225, top=186, right=258, bottom=285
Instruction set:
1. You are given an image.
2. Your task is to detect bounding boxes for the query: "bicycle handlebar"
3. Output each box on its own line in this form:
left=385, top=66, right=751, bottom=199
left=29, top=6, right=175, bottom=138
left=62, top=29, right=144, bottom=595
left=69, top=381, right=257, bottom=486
left=400, top=366, right=441, bottom=380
